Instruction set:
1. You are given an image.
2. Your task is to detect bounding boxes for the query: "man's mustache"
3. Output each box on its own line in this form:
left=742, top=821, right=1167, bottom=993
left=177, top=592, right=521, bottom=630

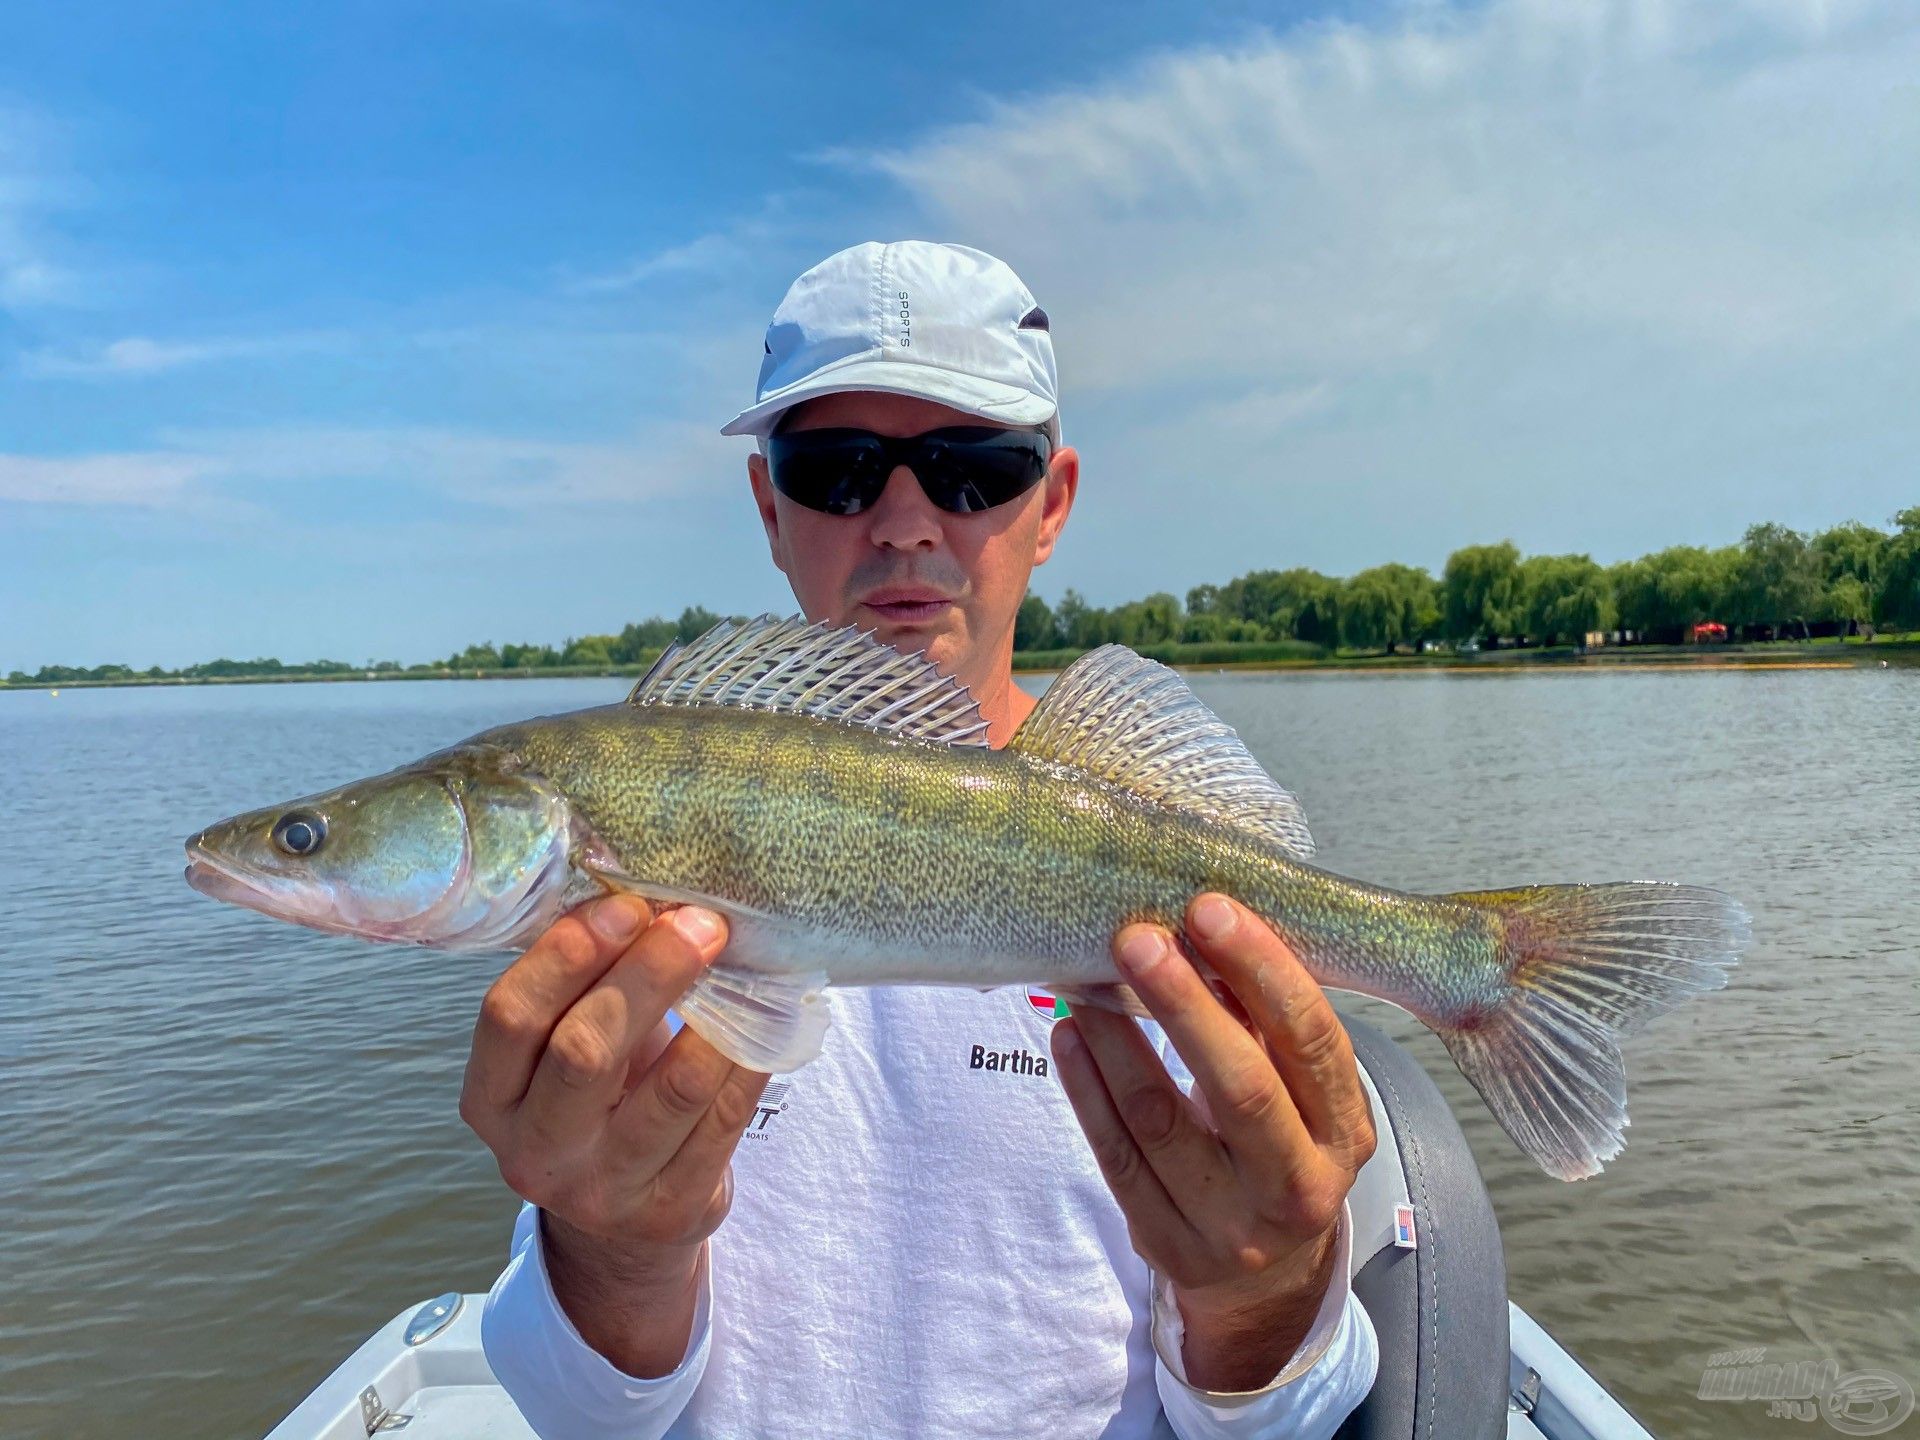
left=847, top=554, right=971, bottom=600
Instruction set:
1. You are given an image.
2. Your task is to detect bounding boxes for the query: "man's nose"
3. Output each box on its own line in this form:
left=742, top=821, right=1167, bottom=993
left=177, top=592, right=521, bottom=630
left=865, top=467, right=943, bottom=550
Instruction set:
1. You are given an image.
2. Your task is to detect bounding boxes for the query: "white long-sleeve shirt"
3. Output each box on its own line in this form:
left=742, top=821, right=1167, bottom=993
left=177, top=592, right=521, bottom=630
left=483, top=984, right=1378, bottom=1439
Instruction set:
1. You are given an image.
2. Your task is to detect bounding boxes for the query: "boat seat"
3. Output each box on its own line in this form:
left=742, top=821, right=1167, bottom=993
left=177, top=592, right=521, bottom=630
left=1334, top=1010, right=1510, bottom=1440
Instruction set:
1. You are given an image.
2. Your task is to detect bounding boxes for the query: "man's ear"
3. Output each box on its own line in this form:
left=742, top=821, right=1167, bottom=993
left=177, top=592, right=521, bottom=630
left=747, top=453, right=789, bottom=576
left=1031, top=446, right=1079, bottom=567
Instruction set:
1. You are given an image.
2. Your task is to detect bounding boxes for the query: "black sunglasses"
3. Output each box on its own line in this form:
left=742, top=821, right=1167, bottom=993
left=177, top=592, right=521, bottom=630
left=766, top=425, right=1052, bottom=516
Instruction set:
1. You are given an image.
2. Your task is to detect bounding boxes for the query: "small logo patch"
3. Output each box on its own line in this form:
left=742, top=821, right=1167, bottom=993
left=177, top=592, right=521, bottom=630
left=1026, top=988, right=1068, bottom=1019
left=1393, top=1203, right=1418, bottom=1249
left=742, top=1079, right=793, bottom=1141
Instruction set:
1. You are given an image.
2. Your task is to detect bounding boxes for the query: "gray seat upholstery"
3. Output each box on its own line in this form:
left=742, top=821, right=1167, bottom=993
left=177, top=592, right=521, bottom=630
left=1334, top=1012, right=1509, bottom=1440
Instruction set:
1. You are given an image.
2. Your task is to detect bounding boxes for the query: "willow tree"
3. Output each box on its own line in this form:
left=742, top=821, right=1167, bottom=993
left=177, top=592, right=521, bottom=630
left=1518, top=554, right=1611, bottom=647
left=1441, top=542, right=1522, bottom=644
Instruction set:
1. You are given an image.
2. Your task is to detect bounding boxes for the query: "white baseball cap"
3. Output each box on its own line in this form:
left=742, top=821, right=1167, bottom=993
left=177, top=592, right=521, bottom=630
left=720, top=240, right=1058, bottom=439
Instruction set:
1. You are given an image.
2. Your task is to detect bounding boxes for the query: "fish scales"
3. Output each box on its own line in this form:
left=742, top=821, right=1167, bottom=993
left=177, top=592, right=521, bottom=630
left=493, top=703, right=1508, bottom=1016
left=184, top=615, right=1748, bottom=1179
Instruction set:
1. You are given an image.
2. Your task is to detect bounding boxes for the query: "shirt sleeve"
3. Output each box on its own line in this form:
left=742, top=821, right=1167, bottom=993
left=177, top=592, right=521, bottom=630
left=1153, top=1198, right=1380, bottom=1440
left=480, top=1203, right=712, bottom=1440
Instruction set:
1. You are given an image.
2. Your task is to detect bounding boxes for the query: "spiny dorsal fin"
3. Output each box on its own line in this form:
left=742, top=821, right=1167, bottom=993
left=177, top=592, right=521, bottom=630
left=626, top=615, right=990, bottom=747
left=1010, top=646, right=1315, bottom=857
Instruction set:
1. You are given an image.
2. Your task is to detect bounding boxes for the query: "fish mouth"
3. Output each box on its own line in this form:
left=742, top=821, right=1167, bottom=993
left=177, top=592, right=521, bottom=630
left=184, top=836, right=270, bottom=909
left=182, top=835, right=416, bottom=942
left=181, top=794, right=567, bottom=951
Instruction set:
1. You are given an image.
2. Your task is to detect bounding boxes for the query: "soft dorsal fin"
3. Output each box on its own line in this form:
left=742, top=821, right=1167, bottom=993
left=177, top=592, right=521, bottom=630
left=1010, top=646, right=1315, bottom=857
left=626, top=615, right=990, bottom=747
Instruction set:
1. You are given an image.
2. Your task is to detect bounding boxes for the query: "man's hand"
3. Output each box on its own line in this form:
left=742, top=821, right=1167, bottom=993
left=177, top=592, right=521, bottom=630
left=1051, top=893, right=1376, bottom=1392
left=460, top=894, right=770, bottom=1378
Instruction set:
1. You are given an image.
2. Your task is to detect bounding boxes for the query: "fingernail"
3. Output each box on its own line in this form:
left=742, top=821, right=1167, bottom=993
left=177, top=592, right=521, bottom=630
left=589, top=894, right=645, bottom=943
left=1191, top=895, right=1238, bottom=942
left=1115, top=927, right=1167, bottom=978
left=671, top=907, right=723, bottom=949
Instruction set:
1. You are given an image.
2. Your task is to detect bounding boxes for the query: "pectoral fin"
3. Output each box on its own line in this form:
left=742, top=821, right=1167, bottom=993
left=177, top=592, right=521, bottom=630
left=676, top=962, right=833, bottom=1073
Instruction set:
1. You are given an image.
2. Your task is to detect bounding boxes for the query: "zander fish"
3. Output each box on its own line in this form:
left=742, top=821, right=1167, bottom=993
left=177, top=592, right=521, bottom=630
left=185, top=616, right=1748, bottom=1180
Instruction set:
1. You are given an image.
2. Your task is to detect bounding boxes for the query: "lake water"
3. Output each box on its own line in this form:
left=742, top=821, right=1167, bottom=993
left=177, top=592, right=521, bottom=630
left=1, top=669, right=1915, bottom=1439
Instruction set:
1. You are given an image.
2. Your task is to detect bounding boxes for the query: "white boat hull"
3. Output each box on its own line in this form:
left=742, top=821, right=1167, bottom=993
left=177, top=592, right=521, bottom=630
left=266, top=1291, right=1654, bottom=1440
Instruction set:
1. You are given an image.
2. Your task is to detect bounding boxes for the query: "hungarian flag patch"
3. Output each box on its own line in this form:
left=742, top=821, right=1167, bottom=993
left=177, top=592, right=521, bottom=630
left=1027, top=988, right=1070, bottom=1019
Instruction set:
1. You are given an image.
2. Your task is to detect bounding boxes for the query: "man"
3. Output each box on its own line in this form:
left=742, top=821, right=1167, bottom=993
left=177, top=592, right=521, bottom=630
left=468, top=241, right=1381, bottom=1438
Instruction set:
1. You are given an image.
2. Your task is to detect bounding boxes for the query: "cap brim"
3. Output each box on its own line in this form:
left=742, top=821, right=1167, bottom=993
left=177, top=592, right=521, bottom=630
left=720, top=357, right=1056, bottom=438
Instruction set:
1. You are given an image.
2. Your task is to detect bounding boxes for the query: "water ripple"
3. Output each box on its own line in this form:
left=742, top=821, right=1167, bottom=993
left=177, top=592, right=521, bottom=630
left=2, top=671, right=1914, bottom=1439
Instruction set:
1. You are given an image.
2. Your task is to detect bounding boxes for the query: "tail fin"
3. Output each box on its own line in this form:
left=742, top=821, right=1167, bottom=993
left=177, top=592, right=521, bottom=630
left=1437, top=883, right=1749, bottom=1181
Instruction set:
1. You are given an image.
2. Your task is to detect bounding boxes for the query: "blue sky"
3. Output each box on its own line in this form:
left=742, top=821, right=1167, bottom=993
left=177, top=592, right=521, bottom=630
left=4, top=0, right=1916, bottom=669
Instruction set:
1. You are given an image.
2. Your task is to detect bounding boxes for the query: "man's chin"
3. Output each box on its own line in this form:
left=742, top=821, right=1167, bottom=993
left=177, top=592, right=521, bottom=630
left=856, top=604, right=963, bottom=660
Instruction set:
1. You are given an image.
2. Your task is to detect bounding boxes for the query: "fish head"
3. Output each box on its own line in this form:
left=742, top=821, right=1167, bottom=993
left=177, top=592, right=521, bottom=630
left=184, top=744, right=583, bottom=950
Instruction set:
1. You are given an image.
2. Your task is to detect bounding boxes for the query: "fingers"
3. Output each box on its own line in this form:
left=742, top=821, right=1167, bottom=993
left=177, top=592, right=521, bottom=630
left=464, top=894, right=655, bottom=1117
left=592, top=1031, right=768, bottom=1247
left=1185, top=895, right=1371, bottom=1158
left=459, top=899, right=774, bottom=1253
left=1111, top=920, right=1313, bottom=1193
left=1068, top=1001, right=1247, bottom=1215
left=1050, top=1018, right=1190, bottom=1248
left=643, top=1058, right=774, bottom=1202
left=515, top=907, right=728, bottom=1153
left=606, top=1023, right=740, bottom=1162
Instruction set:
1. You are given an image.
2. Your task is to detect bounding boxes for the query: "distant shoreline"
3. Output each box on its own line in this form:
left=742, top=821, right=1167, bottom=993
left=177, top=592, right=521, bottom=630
left=6, top=637, right=1911, bottom=692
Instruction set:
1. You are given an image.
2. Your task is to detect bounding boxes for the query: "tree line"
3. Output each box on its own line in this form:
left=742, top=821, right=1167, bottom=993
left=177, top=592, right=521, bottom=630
left=436, top=606, right=731, bottom=673
left=1015, top=511, right=1920, bottom=656
left=11, top=511, right=1919, bottom=686
left=8, top=606, right=735, bottom=687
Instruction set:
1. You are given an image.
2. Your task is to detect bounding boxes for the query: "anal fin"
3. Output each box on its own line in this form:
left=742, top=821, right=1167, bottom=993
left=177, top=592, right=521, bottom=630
left=677, top=963, right=832, bottom=1073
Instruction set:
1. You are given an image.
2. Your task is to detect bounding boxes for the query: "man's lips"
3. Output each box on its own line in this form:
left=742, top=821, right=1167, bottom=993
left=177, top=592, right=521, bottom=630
left=859, top=591, right=956, bottom=623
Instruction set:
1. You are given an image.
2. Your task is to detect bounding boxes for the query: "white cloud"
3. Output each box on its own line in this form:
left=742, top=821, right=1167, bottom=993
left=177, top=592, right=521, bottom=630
left=862, top=0, right=1920, bottom=390
left=11, top=0, right=1915, bottom=626
left=21, top=330, right=352, bottom=378
left=554, top=193, right=817, bottom=298
left=0, top=419, right=739, bottom=511
left=1181, top=382, right=1338, bottom=438
left=0, top=105, right=76, bottom=307
left=556, top=200, right=811, bottom=296
left=562, top=230, right=751, bottom=294
left=843, top=0, right=1920, bottom=583
left=178, top=420, right=738, bottom=507
left=0, top=256, right=66, bottom=306
left=0, top=452, right=212, bottom=507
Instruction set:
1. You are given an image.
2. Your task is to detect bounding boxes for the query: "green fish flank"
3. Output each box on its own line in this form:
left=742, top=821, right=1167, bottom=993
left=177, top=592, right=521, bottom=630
left=489, top=703, right=1500, bottom=1015
left=184, top=616, right=1749, bottom=1181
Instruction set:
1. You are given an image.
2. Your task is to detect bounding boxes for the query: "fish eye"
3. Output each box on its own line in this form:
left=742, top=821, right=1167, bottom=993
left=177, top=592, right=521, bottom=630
left=271, top=811, right=327, bottom=858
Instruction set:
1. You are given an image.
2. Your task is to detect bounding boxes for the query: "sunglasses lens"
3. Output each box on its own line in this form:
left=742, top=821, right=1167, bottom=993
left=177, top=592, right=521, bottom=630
left=767, top=427, right=1050, bottom=515
left=915, top=430, right=1050, bottom=513
left=767, top=432, right=889, bottom=515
